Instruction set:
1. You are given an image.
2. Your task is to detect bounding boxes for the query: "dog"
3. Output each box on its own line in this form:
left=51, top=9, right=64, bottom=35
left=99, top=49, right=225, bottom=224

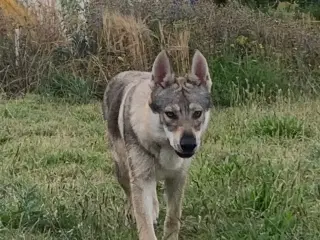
left=102, top=49, right=213, bottom=240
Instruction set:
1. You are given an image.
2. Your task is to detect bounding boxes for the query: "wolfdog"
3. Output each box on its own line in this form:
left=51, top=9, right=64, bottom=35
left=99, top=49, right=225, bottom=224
left=102, top=49, right=213, bottom=240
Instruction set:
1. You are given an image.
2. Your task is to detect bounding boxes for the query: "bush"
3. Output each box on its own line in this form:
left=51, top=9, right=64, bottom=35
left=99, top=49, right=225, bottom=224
left=1, top=0, right=320, bottom=105
left=209, top=53, right=290, bottom=106
left=38, top=71, right=96, bottom=104
left=303, top=4, right=320, bottom=20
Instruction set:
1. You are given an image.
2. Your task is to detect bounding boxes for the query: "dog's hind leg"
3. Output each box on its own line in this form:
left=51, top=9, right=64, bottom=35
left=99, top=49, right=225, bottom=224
left=111, top=140, right=135, bottom=226
left=114, top=160, right=135, bottom=226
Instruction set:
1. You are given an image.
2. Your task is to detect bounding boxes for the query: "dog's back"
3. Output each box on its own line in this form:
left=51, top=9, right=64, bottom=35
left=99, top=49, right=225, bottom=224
left=102, top=71, right=151, bottom=139
left=103, top=71, right=144, bottom=119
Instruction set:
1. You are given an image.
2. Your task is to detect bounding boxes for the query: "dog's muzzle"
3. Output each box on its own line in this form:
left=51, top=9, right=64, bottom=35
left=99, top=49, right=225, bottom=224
left=176, top=132, right=197, bottom=158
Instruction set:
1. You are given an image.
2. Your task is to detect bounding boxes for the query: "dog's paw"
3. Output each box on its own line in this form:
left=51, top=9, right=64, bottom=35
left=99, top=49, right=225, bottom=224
left=124, top=214, right=136, bottom=227
left=124, top=202, right=136, bottom=227
left=153, top=196, right=159, bottom=227
left=153, top=220, right=159, bottom=229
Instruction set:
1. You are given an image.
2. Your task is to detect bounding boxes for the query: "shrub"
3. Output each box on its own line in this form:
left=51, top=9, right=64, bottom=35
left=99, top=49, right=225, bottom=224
left=1, top=0, right=320, bottom=105
left=38, top=70, right=95, bottom=104
left=209, top=53, right=290, bottom=106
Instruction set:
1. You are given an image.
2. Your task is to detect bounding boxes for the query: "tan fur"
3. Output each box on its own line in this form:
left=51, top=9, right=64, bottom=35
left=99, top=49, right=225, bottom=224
left=103, top=50, right=213, bottom=240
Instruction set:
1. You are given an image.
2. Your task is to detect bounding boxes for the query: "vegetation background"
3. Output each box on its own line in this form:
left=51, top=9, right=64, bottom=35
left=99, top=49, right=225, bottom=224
left=1, top=0, right=320, bottom=239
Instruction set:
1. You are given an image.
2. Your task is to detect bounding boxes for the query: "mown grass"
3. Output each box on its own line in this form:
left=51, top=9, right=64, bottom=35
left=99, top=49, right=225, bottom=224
left=1, top=94, right=320, bottom=239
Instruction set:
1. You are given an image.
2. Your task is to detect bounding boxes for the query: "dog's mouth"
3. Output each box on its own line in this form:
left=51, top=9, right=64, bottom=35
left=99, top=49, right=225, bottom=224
left=175, top=150, right=195, bottom=159
left=166, top=138, right=195, bottom=158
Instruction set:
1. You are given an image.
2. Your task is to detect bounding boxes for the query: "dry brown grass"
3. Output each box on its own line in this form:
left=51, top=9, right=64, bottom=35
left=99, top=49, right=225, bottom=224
left=156, top=21, right=191, bottom=74
left=0, top=0, right=66, bottom=96
left=102, top=9, right=153, bottom=72
left=0, top=0, right=320, bottom=98
left=189, top=1, right=320, bottom=65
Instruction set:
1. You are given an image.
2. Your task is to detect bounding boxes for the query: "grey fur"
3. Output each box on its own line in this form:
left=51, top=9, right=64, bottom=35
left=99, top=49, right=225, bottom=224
left=102, top=50, right=213, bottom=240
left=150, top=75, right=212, bottom=114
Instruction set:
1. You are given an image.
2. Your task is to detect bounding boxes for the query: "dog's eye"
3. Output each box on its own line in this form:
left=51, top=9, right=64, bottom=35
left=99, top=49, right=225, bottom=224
left=193, top=111, right=202, bottom=119
left=165, top=111, right=177, bottom=119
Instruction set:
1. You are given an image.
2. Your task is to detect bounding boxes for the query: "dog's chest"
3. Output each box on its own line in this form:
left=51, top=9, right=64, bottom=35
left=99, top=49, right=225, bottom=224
left=155, top=147, right=191, bottom=180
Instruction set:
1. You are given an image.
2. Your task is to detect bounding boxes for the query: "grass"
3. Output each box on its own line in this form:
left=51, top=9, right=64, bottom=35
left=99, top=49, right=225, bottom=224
left=1, top=94, right=320, bottom=239
left=209, top=54, right=293, bottom=106
left=38, top=70, right=97, bottom=104
left=1, top=0, right=320, bottom=238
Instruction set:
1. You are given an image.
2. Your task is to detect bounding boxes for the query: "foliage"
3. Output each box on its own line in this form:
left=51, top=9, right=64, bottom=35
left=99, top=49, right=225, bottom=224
left=0, top=0, right=320, bottom=105
left=38, top=70, right=96, bottom=104
left=209, top=54, right=290, bottom=106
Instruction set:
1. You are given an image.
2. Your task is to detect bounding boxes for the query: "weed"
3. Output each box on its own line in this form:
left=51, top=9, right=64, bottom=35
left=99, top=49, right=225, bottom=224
left=39, top=71, right=95, bottom=104
left=250, top=114, right=310, bottom=139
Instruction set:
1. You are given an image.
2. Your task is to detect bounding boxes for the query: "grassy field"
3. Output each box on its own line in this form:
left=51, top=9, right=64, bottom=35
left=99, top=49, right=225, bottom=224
left=1, top=0, right=320, bottom=238
left=1, top=94, right=320, bottom=239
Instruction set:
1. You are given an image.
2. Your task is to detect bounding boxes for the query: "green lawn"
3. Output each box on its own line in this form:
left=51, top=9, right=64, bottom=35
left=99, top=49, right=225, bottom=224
left=1, top=94, right=320, bottom=239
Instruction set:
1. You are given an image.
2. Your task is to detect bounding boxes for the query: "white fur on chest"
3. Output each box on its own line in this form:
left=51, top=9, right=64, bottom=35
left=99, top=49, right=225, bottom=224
left=156, top=146, right=191, bottom=180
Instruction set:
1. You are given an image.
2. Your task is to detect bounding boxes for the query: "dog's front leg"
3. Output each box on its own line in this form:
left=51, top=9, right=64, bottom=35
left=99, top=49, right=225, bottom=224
left=131, top=178, right=157, bottom=240
left=128, top=152, right=157, bottom=240
left=163, top=174, right=187, bottom=240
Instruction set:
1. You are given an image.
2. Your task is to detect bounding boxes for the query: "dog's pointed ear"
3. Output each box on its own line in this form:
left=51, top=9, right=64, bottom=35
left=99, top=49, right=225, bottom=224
left=191, top=50, right=212, bottom=91
left=151, top=50, right=172, bottom=88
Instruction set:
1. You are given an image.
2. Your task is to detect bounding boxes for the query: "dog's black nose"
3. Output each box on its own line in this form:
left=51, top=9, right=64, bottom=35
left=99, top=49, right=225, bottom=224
left=180, top=133, right=197, bottom=153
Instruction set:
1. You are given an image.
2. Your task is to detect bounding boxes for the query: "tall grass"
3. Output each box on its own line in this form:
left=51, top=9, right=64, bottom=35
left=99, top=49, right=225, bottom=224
left=0, top=0, right=320, bottom=106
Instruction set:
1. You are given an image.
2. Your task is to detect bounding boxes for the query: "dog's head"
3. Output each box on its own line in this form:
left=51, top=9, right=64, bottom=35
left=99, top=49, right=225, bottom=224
left=149, top=50, right=213, bottom=158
